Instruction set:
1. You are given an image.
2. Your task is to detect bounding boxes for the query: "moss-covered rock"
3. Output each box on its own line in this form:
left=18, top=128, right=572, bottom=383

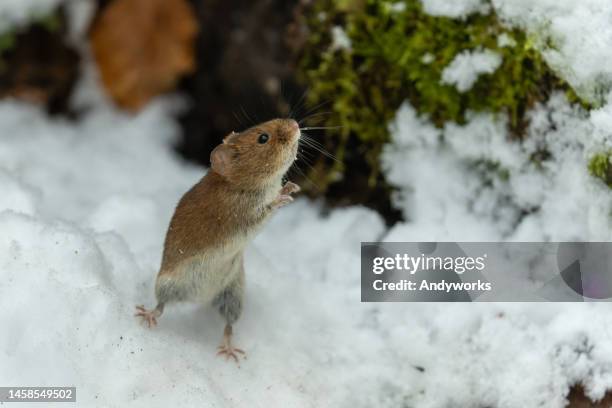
left=588, top=152, right=612, bottom=188
left=297, top=0, right=588, bottom=209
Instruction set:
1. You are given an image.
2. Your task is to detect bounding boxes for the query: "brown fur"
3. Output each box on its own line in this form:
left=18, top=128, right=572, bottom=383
left=157, top=118, right=299, bottom=280
left=136, top=119, right=300, bottom=359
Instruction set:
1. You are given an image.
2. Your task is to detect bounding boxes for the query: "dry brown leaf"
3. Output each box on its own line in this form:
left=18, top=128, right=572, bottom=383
left=90, top=0, right=198, bottom=111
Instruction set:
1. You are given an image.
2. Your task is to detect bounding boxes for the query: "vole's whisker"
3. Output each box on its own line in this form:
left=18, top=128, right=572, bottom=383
left=302, top=146, right=340, bottom=164
left=289, top=87, right=309, bottom=119
left=299, top=126, right=343, bottom=131
left=301, top=134, right=332, bottom=150
left=298, top=111, right=333, bottom=125
left=239, top=105, right=256, bottom=126
left=300, top=136, right=342, bottom=164
left=297, top=148, right=315, bottom=161
left=289, top=161, right=321, bottom=191
left=297, top=154, right=316, bottom=170
left=232, top=111, right=245, bottom=127
left=297, top=99, right=332, bottom=122
left=300, top=135, right=328, bottom=151
left=295, top=144, right=316, bottom=166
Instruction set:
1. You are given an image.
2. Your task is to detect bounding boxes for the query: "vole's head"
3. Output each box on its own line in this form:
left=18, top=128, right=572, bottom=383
left=210, top=118, right=300, bottom=188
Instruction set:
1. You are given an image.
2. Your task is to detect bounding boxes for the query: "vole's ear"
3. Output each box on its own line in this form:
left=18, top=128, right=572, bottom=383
left=210, top=144, right=233, bottom=176
left=223, top=131, right=237, bottom=144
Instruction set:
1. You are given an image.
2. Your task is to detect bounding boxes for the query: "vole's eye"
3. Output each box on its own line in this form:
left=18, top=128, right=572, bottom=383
left=258, top=133, right=270, bottom=144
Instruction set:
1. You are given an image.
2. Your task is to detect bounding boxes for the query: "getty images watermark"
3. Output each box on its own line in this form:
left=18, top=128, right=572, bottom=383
left=361, top=242, right=612, bottom=302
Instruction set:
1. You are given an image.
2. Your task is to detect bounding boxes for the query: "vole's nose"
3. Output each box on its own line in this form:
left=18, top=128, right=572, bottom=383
left=285, top=119, right=300, bottom=141
left=287, top=119, right=299, bottom=132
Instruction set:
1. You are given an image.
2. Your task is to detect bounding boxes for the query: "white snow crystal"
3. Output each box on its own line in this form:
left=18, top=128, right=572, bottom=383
left=497, top=32, right=517, bottom=48
left=420, top=0, right=490, bottom=18
left=421, top=52, right=435, bottom=64
left=389, top=2, right=407, bottom=13
left=331, top=25, right=351, bottom=51
left=441, top=49, right=503, bottom=92
left=0, top=169, right=37, bottom=215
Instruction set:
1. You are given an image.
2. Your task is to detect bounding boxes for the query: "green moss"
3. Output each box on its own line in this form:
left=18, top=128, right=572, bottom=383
left=588, top=152, right=612, bottom=188
left=298, top=0, right=587, bottom=192
left=0, top=32, right=16, bottom=53
left=35, top=13, right=62, bottom=33
left=0, top=31, right=16, bottom=73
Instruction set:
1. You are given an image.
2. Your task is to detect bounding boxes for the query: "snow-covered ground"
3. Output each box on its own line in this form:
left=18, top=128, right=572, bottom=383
left=387, top=0, right=612, bottom=242
left=1, top=0, right=612, bottom=407
left=383, top=95, right=612, bottom=242
left=0, top=85, right=611, bottom=408
left=0, top=97, right=391, bottom=407
left=423, top=0, right=612, bottom=104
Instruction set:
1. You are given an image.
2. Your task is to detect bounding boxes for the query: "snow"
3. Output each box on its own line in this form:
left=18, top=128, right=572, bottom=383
left=381, top=92, right=612, bottom=404
left=389, top=2, right=407, bottom=14
left=423, top=0, right=612, bottom=104
left=390, top=0, right=612, bottom=242
left=381, top=0, right=612, bottom=397
left=384, top=96, right=612, bottom=242
left=0, top=0, right=95, bottom=46
left=421, top=52, right=435, bottom=64
left=1, top=0, right=612, bottom=406
left=330, top=26, right=351, bottom=51
left=0, top=0, right=62, bottom=33
left=497, top=32, right=517, bottom=48
left=0, top=97, right=406, bottom=406
left=1, top=91, right=611, bottom=407
left=441, top=49, right=502, bottom=92
left=420, top=0, right=490, bottom=19
left=491, top=0, right=612, bottom=102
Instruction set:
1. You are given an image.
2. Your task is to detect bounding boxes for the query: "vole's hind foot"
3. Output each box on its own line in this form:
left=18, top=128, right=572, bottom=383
left=217, top=344, right=246, bottom=363
left=134, top=304, right=163, bottom=328
left=217, top=324, right=246, bottom=363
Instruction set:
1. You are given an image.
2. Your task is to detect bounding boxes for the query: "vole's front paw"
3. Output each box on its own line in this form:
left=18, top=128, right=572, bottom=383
left=269, top=182, right=300, bottom=210
left=280, top=181, right=300, bottom=195
left=270, top=194, right=294, bottom=210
